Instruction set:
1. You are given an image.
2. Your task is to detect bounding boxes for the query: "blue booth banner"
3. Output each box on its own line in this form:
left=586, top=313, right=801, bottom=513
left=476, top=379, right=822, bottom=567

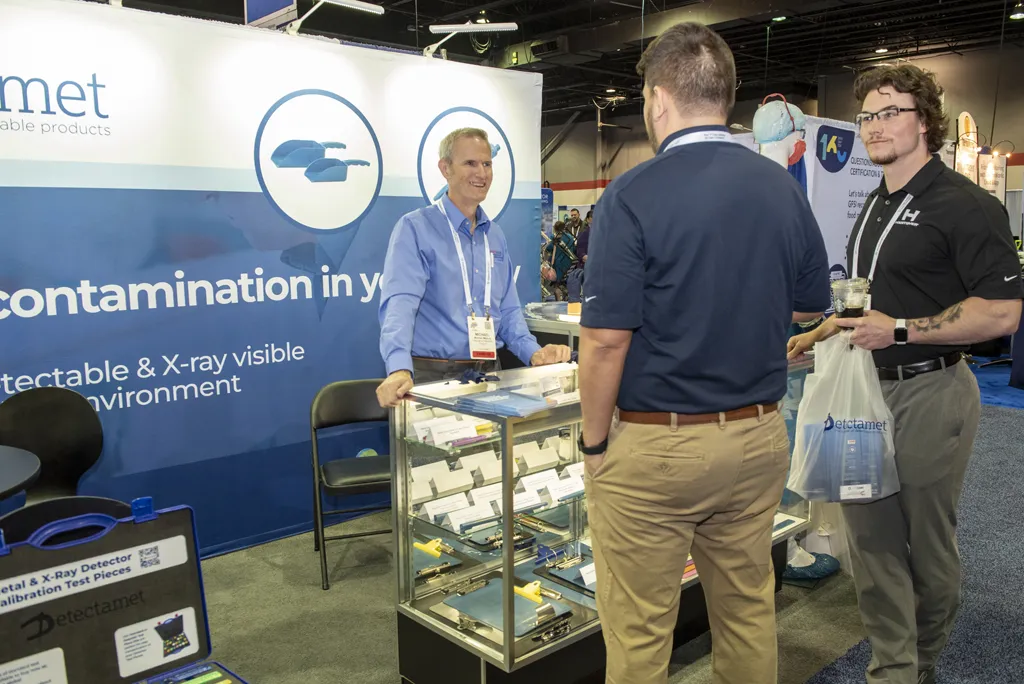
left=0, top=0, right=542, bottom=555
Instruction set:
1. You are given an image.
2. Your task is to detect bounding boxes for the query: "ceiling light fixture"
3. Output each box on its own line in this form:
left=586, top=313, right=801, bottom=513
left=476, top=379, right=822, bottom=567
left=772, top=16, right=787, bottom=22
left=1011, top=2, right=1024, bottom=19
left=606, top=88, right=616, bottom=93
left=285, top=0, right=384, bottom=35
left=423, top=20, right=518, bottom=58
left=875, top=47, right=889, bottom=54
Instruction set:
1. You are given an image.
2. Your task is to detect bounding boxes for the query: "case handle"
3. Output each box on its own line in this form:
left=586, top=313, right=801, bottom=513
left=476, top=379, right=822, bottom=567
left=27, top=513, right=119, bottom=549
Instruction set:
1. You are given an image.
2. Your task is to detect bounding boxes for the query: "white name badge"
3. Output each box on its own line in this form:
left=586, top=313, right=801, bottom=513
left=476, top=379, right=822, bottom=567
left=468, top=316, right=497, bottom=361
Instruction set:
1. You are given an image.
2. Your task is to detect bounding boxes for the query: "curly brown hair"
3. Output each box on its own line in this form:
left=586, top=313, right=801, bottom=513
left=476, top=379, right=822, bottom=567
left=854, top=65, right=948, bottom=154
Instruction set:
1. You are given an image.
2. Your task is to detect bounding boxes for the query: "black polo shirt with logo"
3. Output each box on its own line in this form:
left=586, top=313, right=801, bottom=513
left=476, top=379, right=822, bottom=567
left=847, top=155, right=1023, bottom=367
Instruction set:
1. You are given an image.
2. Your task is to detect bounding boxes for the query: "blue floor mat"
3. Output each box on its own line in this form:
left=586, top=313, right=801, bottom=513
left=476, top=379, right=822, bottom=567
left=806, top=406, right=1024, bottom=683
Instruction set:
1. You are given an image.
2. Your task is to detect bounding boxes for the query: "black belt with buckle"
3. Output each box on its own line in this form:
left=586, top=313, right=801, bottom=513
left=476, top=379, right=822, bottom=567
left=877, top=351, right=964, bottom=381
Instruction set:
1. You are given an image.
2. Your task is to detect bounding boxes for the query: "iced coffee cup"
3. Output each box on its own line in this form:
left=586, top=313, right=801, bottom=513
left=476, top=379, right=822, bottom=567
left=831, top=278, right=870, bottom=318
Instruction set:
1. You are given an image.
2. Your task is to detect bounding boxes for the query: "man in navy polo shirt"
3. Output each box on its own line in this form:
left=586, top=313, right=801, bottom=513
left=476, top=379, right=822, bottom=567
left=578, top=23, right=830, bottom=684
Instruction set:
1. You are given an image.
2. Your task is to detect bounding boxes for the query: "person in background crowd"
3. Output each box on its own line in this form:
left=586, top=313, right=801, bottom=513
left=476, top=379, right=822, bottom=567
left=576, top=209, right=593, bottom=264
left=579, top=22, right=829, bottom=684
left=544, top=220, right=577, bottom=301
left=376, top=127, right=570, bottom=406
left=565, top=207, right=585, bottom=238
left=788, top=65, right=1023, bottom=684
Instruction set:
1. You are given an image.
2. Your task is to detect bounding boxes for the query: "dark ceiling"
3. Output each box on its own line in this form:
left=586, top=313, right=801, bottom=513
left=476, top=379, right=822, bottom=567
left=93, top=0, right=1024, bottom=125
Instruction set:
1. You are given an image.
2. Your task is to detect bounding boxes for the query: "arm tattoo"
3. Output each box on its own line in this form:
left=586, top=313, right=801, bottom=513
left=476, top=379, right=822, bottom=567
left=910, top=302, right=964, bottom=333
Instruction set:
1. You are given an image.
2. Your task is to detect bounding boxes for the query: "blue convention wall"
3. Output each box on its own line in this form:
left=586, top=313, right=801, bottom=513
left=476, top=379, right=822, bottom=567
left=0, top=0, right=543, bottom=555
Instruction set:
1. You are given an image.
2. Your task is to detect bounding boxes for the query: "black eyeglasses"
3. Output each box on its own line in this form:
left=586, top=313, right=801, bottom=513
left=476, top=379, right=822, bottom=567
left=855, top=106, right=918, bottom=127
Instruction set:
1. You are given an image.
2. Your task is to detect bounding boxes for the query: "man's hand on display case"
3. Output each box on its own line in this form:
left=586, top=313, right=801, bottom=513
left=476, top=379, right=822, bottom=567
left=835, top=310, right=897, bottom=350
left=376, top=370, right=414, bottom=408
left=531, top=344, right=572, bottom=366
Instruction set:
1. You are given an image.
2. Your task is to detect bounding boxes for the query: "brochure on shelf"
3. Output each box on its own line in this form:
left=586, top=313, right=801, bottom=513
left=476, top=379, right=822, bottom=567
left=0, top=498, right=247, bottom=684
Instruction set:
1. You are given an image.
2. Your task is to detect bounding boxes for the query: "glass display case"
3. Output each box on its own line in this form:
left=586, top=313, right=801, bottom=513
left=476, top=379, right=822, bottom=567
left=391, top=358, right=813, bottom=680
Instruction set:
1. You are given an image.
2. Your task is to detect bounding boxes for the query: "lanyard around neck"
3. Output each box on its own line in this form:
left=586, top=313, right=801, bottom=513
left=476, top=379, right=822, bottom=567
left=437, top=200, right=491, bottom=318
left=662, top=129, right=739, bottom=152
left=850, top=193, right=914, bottom=281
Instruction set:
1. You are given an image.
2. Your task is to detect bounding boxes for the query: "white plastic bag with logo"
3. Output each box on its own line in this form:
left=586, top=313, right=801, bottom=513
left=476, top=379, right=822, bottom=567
left=787, top=333, right=900, bottom=503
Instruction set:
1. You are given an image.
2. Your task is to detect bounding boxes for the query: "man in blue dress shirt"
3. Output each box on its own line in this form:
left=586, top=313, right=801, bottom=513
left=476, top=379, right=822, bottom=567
left=376, top=128, right=570, bottom=407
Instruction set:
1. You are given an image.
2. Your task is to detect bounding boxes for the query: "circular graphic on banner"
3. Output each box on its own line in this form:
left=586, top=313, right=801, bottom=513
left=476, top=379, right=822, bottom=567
left=417, top=107, right=515, bottom=221
left=254, top=90, right=383, bottom=233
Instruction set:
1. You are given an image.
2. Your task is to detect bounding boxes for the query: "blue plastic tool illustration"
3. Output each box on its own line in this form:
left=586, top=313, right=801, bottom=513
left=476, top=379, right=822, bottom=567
left=270, top=140, right=347, bottom=168
left=304, top=158, right=371, bottom=183
left=432, top=143, right=502, bottom=201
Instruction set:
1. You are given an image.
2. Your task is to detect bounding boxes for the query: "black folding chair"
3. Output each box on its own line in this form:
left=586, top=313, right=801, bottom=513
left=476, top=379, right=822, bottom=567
left=311, top=380, right=392, bottom=590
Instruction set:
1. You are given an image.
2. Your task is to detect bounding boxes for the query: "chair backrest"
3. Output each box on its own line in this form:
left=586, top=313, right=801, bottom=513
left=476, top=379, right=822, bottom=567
left=311, top=379, right=387, bottom=431
left=0, top=387, right=104, bottom=497
left=0, top=495, right=132, bottom=546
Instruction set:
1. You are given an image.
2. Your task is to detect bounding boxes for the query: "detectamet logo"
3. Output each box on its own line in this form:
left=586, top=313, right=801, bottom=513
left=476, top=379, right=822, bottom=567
left=0, top=72, right=111, bottom=137
left=823, top=414, right=889, bottom=432
left=816, top=125, right=855, bottom=173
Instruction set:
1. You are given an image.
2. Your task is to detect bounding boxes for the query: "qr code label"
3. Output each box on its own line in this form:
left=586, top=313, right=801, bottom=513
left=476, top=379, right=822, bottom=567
left=139, top=545, right=161, bottom=568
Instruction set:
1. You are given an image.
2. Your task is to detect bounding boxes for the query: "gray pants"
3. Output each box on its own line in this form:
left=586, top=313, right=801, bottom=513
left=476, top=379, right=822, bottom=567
left=411, top=357, right=499, bottom=384
left=842, top=360, right=981, bottom=684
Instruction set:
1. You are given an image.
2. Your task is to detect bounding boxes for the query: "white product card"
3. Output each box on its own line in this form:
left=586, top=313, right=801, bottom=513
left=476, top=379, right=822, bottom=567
left=519, top=468, right=561, bottom=493
left=543, top=436, right=563, bottom=457
left=411, top=416, right=459, bottom=442
left=422, top=492, right=471, bottom=522
left=0, top=647, right=68, bottom=684
left=410, top=480, right=434, bottom=506
left=468, top=483, right=504, bottom=506
left=431, top=421, right=480, bottom=446
left=540, top=376, right=562, bottom=397
left=468, top=316, right=497, bottom=361
left=548, top=390, right=580, bottom=405
left=579, top=563, right=597, bottom=587
left=410, top=461, right=451, bottom=484
left=517, top=448, right=560, bottom=475
left=458, top=450, right=497, bottom=472
left=514, top=441, right=541, bottom=457
left=543, top=475, right=585, bottom=503
left=114, top=607, right=199, bottom=678
left=840, top=484, right=873, bottom=501
left=431, top=469, right=475, bottom=497
left=0, top=536, right=188, bottom=616
left=563, top=462, right=585, bottom=480
left=444, top=503, right=498, bottom=533
left=473, top=460, right=503, bottom=486
left=514, top=490, right=543, bottom=513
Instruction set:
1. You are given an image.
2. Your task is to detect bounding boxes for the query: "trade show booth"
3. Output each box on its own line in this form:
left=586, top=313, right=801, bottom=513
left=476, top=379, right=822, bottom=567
left=0, top=0, right=542, bottom=556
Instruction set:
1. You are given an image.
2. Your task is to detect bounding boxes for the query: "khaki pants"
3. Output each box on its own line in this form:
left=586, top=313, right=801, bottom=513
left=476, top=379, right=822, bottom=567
left=585, top=410, right=791, bottom=684
left=842, top=360, right=981, bottom=684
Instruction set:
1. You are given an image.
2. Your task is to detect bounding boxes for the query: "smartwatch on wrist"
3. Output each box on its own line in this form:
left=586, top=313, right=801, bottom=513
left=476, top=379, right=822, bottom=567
left=577, top=433, right=608, bottom=456
left=894, top=318, right=908, bottom=345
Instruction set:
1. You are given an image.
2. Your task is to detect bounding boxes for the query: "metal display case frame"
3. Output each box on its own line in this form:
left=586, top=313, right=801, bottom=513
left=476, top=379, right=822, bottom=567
left=391, top=358, right=814, bottom=682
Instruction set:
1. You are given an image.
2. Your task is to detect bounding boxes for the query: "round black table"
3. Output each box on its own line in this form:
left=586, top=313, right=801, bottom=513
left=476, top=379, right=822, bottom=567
left=0, top=446, right=41, bottom=501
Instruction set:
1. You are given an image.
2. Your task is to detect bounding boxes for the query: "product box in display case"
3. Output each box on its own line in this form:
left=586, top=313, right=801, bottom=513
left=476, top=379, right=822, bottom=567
left=391, top=360, right=813, bottom=684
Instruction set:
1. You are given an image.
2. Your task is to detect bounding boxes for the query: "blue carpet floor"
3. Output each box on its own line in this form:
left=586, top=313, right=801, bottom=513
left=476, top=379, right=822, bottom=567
left=969, top=360, right=1024, bottom=410
left=807, top=405, right=1024, bottom=683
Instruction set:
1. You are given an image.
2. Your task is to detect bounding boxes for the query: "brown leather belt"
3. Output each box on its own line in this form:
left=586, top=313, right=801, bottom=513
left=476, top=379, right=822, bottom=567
left=618, top=403, right=779, bottom=426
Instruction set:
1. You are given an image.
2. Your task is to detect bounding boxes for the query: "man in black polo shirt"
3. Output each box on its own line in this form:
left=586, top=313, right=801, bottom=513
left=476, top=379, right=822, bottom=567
left=578, top=23, right=830, bottom=684
left=789, top=65, right=1022, bottom=684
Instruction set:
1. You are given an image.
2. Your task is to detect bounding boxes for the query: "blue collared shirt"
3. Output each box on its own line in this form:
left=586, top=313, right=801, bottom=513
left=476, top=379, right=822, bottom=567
left=379, top=195, right=541, bottom=376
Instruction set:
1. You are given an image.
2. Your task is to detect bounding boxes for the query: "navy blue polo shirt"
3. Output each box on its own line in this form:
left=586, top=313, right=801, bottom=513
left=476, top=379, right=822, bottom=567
left=581, top=125, right=831, bottom=413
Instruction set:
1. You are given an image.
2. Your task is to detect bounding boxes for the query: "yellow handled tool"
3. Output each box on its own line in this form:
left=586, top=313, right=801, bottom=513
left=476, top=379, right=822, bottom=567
left=514, top=581, right=543, bottom=604
left=413, top=539, right=444, bottom=558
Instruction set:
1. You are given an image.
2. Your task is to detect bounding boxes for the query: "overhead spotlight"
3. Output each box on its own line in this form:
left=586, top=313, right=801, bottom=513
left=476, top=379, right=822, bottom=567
left=875, top=47, right=889, bottom=54
left=1012, top=2, right=1024, bottom=19
left=423, top=20, right=519, bottom=58
left=476, top=10, right=488, bottom=23
left=606, top=88, right=616, bottom=93
left=285, top=0, right=384, bottom=35
left=772, top=15, right=787, bottom=22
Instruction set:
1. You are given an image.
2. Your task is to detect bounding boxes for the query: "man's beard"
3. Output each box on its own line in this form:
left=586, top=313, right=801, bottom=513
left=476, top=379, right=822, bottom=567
left=868, top=147, right=899, bottom=165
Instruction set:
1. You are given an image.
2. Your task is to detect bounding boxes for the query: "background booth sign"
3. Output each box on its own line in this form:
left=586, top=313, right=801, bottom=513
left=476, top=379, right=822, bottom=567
left=0, top=0, right=542, bottom=555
